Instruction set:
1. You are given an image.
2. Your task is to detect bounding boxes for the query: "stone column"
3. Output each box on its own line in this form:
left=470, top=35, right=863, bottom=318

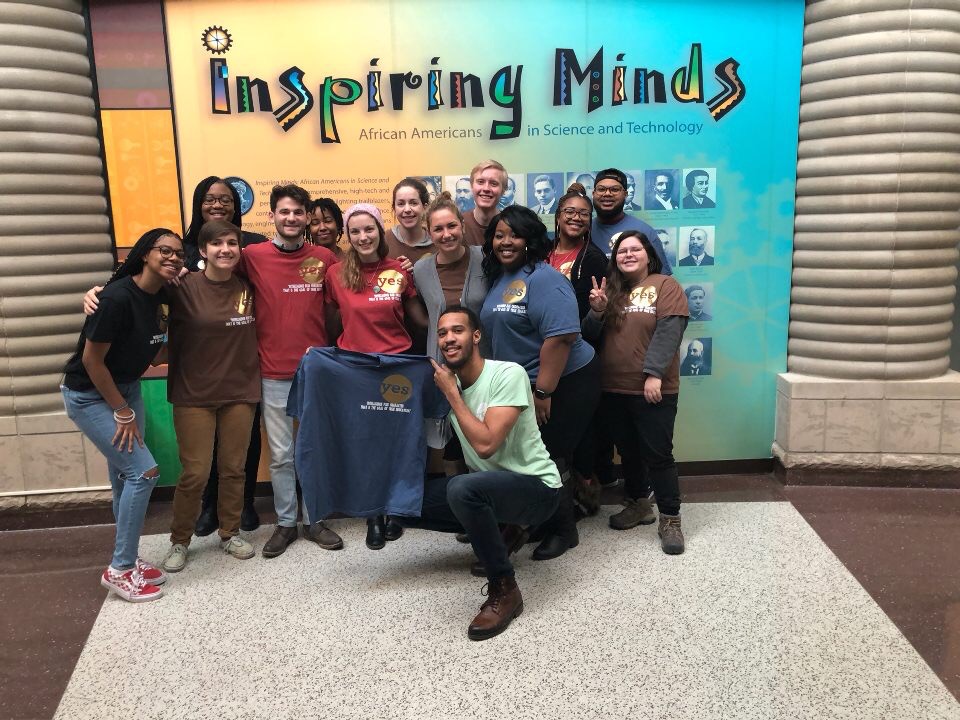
left=775, top=0, right=960, bottom=485
left=0, top=0, right=115, bottom=508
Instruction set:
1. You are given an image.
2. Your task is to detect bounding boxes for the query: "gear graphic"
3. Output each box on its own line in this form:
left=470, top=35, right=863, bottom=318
left=201, top=25, right=232, bottom=55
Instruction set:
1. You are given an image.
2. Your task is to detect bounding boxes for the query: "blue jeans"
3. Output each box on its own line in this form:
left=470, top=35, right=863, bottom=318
left=261, top=378, right=308, bottom=527
left=400, top=471, right=559, bottom=580
left=61, top=382, right=158, bottom=570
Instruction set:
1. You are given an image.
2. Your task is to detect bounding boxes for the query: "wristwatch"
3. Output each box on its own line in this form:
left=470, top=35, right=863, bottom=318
left=533, top=387, right=553, bottom=400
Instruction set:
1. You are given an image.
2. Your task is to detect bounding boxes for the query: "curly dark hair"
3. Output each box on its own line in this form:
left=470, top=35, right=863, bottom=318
left=481, top=205, right=552, bottom=281
left=269, top=183, right=311, bottom=211
left=309, top=198, right=344, bottom=240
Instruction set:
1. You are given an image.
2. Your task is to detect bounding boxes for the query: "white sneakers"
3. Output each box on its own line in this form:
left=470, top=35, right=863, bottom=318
left=161, top=543, right=189, bottom=573
left=220, top=536, right=255, bottom=560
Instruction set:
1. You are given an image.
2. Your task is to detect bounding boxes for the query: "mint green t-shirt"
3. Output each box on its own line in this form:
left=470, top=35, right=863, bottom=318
left=451, top=360, right=561, bottom=489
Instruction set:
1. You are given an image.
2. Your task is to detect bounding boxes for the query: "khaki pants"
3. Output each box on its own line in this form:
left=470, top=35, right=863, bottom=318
left=170, top=403, right=257, bottom=545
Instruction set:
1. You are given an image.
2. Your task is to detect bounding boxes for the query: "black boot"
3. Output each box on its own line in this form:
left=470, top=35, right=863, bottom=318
left=366, top=515, right=386, bottom=550
left=194, top=500, right=218, bottom=537
left=531, top=528, right=579, bottom=561
left=384, top=515, right=404, bottom=541
left=195, top=464, right=219, bottom=537
left=240, top=502, right=260, bottom=532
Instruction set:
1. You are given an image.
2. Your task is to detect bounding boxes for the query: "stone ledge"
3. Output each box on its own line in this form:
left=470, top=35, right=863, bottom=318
left=772, top=443, right=960, bottom=489
left=0, top=489, right=112, bottom=515
left=777, top=371, right=960, bottom=400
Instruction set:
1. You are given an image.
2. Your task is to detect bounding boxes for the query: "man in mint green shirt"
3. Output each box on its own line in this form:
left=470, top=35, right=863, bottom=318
left=399, top=306, right=560, bottom=641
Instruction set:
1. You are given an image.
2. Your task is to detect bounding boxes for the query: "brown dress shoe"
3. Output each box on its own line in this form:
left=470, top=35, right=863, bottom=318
left=261, top=525, right=298, bottom=558
left=467, top=576, right=524, bottom=641
left=305, top=522, right=343, bottom=550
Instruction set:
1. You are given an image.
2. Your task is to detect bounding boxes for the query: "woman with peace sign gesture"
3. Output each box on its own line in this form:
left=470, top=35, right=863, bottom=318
left=588, top=275, right=609, bottom=314
left=581, top=230, right=690, bottom=554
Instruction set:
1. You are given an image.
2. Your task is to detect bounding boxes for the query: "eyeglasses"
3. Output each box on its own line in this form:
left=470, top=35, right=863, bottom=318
left=560, top=208, right=592, bottom=220
left=152, top=245, right=185, bottom=260
left=616, top=247, right=645, bottom=256
left=594, top=185, right=624, bottom=196
left=202, top=195, right=234, bottom=206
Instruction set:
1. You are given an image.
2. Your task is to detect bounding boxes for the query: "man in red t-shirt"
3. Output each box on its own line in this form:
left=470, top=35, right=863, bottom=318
left=239, top=184, right=343, bottom=558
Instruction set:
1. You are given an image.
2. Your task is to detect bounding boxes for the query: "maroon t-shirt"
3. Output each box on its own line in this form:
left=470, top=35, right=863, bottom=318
left=239, top=242, right=339, bottom=380
left=327, top=258, right=418, bottom=354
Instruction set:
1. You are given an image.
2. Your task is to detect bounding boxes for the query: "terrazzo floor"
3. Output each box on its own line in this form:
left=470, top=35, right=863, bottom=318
left=51, top=502, right=960, bottom=720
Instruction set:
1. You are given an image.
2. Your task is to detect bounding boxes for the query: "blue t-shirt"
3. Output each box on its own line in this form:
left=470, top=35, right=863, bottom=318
left=288, top=347, right=449, bottom=519
left=591, top=214, right=672, bottom=275
left=480, top=262, right=595, bottom=382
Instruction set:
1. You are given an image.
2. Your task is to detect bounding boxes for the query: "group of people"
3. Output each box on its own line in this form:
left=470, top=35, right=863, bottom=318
left=63, top=160, right=690, bottom=641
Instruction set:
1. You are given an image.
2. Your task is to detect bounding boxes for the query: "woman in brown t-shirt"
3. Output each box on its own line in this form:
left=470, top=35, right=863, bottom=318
left=581, top=230, right=690, bottom=555
left=161, top=219, right=262, bottom=573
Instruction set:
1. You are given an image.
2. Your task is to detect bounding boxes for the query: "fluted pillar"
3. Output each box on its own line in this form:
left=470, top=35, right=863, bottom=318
left=0, top=0, right=114, bottom=507
left=775, top=0, right=960, bottom=486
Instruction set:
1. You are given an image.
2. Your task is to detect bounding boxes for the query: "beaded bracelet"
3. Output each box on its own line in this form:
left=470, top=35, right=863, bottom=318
left=113, top=402, right=129, bottom=413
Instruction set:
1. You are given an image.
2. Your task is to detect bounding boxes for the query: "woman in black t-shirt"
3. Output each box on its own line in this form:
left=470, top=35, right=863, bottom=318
left=62, top=228, right=184, bottom=603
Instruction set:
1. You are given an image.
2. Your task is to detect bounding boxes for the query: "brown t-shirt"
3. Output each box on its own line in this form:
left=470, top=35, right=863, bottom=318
left=436, top=251, right=471, bottom=307
left=461, top=211, right=489, bottom=247
left=599, top=274, right=688, bottom=395
left=167, top=272, right=261, bottom=406
left=384, top=228, right=434, bottom=264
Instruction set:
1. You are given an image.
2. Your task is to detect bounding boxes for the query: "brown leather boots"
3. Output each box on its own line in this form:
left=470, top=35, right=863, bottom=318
left=467, top=575, right=524, bottom=641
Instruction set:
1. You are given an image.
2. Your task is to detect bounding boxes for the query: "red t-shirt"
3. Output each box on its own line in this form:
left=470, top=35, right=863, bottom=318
left=327, top=258, right=417, bottom=354
left=239, top=241, right=339, bottom=380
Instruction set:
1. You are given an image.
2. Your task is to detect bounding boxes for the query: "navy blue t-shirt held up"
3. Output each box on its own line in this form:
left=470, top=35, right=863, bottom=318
left=288, top=347, right=449, bottom=520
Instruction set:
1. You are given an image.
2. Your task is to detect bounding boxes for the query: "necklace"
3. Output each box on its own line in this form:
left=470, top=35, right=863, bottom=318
left=364, top=259, right=384, bottom=293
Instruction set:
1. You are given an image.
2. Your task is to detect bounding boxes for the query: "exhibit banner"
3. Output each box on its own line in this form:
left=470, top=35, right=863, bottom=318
left=163, top=0, right=804, bottom=461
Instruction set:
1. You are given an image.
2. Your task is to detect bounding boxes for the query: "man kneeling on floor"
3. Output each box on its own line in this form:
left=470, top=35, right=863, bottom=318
left=399, top=306, right=561, bottom=641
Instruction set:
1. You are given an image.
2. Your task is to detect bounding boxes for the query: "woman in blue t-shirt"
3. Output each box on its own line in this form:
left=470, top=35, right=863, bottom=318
left=479, top=205, right=600, bottom=562
left=61, top=228, right=185, bottom=603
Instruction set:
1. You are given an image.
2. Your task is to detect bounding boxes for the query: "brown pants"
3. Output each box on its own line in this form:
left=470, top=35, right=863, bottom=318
left=170, top=403, right=257, bottom=545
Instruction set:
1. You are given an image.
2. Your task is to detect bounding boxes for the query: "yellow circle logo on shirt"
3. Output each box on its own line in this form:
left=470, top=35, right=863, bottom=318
left=380, top=374, right=412, bottom=403
left=235, top=288, right=253, bottom=316
left=629, top=285, right=658, bottom=307
left=156, top=304, right=169, bottom=332
left=502, top=279, right=527, bottom=304
left=299, top=257, right=326, bottom=284
left=376, top=269, right=406, bottom=295
left=558, top=261, right=574, bottom=279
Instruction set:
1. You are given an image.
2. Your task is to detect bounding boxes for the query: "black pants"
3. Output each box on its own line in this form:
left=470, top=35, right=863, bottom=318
left=203, top=403, right=261, bottom=508
left=602, top=392, right=681, bottom=516
left=399, top=472, right=559, bottom=581
left=536, top=355, right=601, bottom=537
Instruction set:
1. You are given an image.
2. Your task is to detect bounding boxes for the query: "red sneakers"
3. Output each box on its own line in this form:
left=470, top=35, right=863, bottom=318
left=100, top=566, right=164, bottom=603
left=134, top=557, right=168, bottom=586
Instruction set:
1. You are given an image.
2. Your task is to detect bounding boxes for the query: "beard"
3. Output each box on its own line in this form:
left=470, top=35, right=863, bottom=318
left=443, top=342, right=474, bottom=370
left=595, top=199, right=625, bottom=223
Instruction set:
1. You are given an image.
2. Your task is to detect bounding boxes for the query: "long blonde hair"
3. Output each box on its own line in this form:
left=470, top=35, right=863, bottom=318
left=338, top=212, right=389, bottom=292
